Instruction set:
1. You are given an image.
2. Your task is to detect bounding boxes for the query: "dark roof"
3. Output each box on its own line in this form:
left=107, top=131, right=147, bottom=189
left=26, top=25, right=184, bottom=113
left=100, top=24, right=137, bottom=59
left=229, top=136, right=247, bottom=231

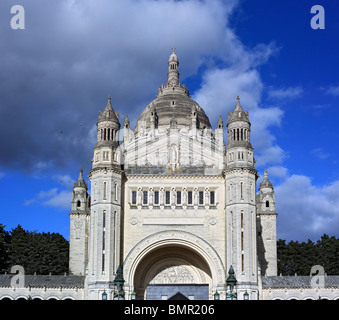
left=262, top=276, right=339, bottom=289
left=0, top=274, right=85, bottom=289
left=168, top=292, right=189, bottom=300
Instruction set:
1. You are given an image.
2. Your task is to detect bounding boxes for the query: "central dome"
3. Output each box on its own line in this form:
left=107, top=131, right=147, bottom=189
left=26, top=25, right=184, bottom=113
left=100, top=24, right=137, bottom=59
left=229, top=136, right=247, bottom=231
left=134, top=50, right=211, bottom=133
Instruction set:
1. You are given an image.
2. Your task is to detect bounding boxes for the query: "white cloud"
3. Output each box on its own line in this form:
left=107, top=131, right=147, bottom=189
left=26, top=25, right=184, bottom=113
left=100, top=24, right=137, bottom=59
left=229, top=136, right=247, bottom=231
left=250, top=107, right=285, bottom=166
left=268, top=86, right=304, bottom=99
left=193, top=68, right=263, bottom=122
left=43, top=189, right=72, bottom=210
left=325, top=86, right=339, bottom=96
left=24, top=188, right=72, bottom=210
left=193, top=68, right=286, bottom=167
left=275, top=175, right=339, bottom=241
left=311, top=148, right=330, bottom=160
left=266, top=166, right=288, bottom=179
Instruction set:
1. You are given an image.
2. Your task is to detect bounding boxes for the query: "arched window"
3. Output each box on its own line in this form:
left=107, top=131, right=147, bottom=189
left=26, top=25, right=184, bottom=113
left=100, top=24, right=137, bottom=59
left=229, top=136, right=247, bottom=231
left=114, top=183, right=118, bottom=201
left=266, top=200, right=270, bottom=208
left=143, top=191, right=148, bottom=205
left=77, top=200, right=81, bottom=208
left=103, top=182, right=107, bottom=200
left=93, top=183, right=97, bottom=201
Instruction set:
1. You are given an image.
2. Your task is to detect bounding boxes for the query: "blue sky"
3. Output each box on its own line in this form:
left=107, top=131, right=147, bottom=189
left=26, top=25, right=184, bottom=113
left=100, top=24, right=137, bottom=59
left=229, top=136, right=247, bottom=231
left=1, top=0, right=339, bottom=242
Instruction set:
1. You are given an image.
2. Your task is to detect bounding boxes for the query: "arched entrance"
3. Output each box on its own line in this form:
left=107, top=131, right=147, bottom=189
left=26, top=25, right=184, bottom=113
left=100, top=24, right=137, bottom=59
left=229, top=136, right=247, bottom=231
left=123, top=231, right=226, bottom=300
left=135, top=245, right=211, bottom=299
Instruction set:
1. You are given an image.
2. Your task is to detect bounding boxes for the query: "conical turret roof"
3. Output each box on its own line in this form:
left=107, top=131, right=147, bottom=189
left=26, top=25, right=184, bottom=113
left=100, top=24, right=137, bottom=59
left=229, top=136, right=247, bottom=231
left=74, top=167, right=87, bottom=189
left=98, top=96, right=120, bottom=124
left=228, top=96, right=249, bottom=124
left=259, top=168, right=273, bottom=189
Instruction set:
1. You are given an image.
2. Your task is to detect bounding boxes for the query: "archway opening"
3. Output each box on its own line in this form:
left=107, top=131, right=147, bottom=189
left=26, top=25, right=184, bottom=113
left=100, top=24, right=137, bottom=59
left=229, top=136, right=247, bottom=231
left=133, top=244, right=212, bottom=300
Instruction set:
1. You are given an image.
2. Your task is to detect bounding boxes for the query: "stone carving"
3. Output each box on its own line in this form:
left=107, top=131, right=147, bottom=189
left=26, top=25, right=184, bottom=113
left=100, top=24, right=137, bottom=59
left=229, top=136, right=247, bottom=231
left=73, top=218, right=83, bottom=239
left=159, top=188, right=164, bottom=206
left=205, top=188, right=210, bottom=205
left=264, top=221, right=273, bottom=240
left=209, top=217, right=217, bottom=226
left=182, top=188, right=187, bottom=206
left=149, top=188, right=154, bottom=206
left=171, top=187, right=176, bottom=205
left=130, top=217, right=138, bottom=226
left=149, top=265, right=194, bottom=284
left=137, top=188, right=142, bottom=205
left=193, top=188, right=198, bottom=206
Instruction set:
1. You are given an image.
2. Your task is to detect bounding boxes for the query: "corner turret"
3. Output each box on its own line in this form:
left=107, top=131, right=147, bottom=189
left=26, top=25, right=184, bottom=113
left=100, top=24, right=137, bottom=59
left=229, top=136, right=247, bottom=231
left=226, top=96, right=254, bottom=169
left=257, top=168, right=278, bottom=276
left=93, top=96, right=122, bottom=168
left=69, top=167, right=90, bottom=276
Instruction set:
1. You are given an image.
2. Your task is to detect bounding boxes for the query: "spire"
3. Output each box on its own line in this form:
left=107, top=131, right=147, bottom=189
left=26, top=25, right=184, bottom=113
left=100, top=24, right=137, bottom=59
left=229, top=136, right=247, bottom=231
left=74, top=167, right=87, bottom=189
left=168, top=48, right=180, bottom=86
left=234, top=96, right=245, bottom=113
left=105, top=96, right=114, bottom=113
left=98, top=96, right=119, bottom=124
left=260, top=167, right=273, bottom=189
left=228, top=96, right=249, bottom=123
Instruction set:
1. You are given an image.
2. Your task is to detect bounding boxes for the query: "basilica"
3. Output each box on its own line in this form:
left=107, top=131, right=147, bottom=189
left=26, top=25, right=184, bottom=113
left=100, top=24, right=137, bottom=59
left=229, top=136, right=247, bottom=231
left=1, top=51, right=339, bottom=300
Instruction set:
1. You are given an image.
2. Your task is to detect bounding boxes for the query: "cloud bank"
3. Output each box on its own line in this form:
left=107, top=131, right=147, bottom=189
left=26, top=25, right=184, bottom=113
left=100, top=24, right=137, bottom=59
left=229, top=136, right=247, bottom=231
left=273, top=173, right=339, bottom=241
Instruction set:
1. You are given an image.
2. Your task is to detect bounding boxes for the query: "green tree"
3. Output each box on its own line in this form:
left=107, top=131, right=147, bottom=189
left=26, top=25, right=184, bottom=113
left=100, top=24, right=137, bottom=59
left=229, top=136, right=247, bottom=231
left=7, top=225, right=69, bottom=275
left=0, top=224, right=11, bottom=272
left=277, top=234, right=339, bottom=276
left=8, top=225, right=30, bottom=271
left=316, top=234, right=339, bottom=275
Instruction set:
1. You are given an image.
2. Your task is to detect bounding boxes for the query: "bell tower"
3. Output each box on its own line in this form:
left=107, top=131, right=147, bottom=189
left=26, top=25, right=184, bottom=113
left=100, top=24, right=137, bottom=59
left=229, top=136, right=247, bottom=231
left=257, top=168, right=278, bottom=276
left=87, top=96, right=124, bottom=299
left=225, top=97, right=259, bottom=299
left=69, top=167, right=90, bottom=276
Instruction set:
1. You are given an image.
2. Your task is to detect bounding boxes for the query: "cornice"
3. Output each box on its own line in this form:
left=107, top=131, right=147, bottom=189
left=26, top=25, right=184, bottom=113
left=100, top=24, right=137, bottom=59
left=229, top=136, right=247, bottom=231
left=125, top=173, right=224, bottom=180
left=89, top=166, right=124, bottom=178
left=224, top=167, right=258, bottom=175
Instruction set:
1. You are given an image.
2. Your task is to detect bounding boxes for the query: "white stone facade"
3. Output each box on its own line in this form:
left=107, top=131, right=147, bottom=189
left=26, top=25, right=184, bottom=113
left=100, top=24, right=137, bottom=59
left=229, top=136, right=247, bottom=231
left=73, top=50, right=277, bottom=300
left=1, top=51, right=339, bottom=300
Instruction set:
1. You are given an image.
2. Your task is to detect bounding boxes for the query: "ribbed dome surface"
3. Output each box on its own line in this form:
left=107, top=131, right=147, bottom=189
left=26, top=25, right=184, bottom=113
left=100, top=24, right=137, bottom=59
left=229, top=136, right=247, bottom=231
left=134, top=93, right=211, bottom=133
